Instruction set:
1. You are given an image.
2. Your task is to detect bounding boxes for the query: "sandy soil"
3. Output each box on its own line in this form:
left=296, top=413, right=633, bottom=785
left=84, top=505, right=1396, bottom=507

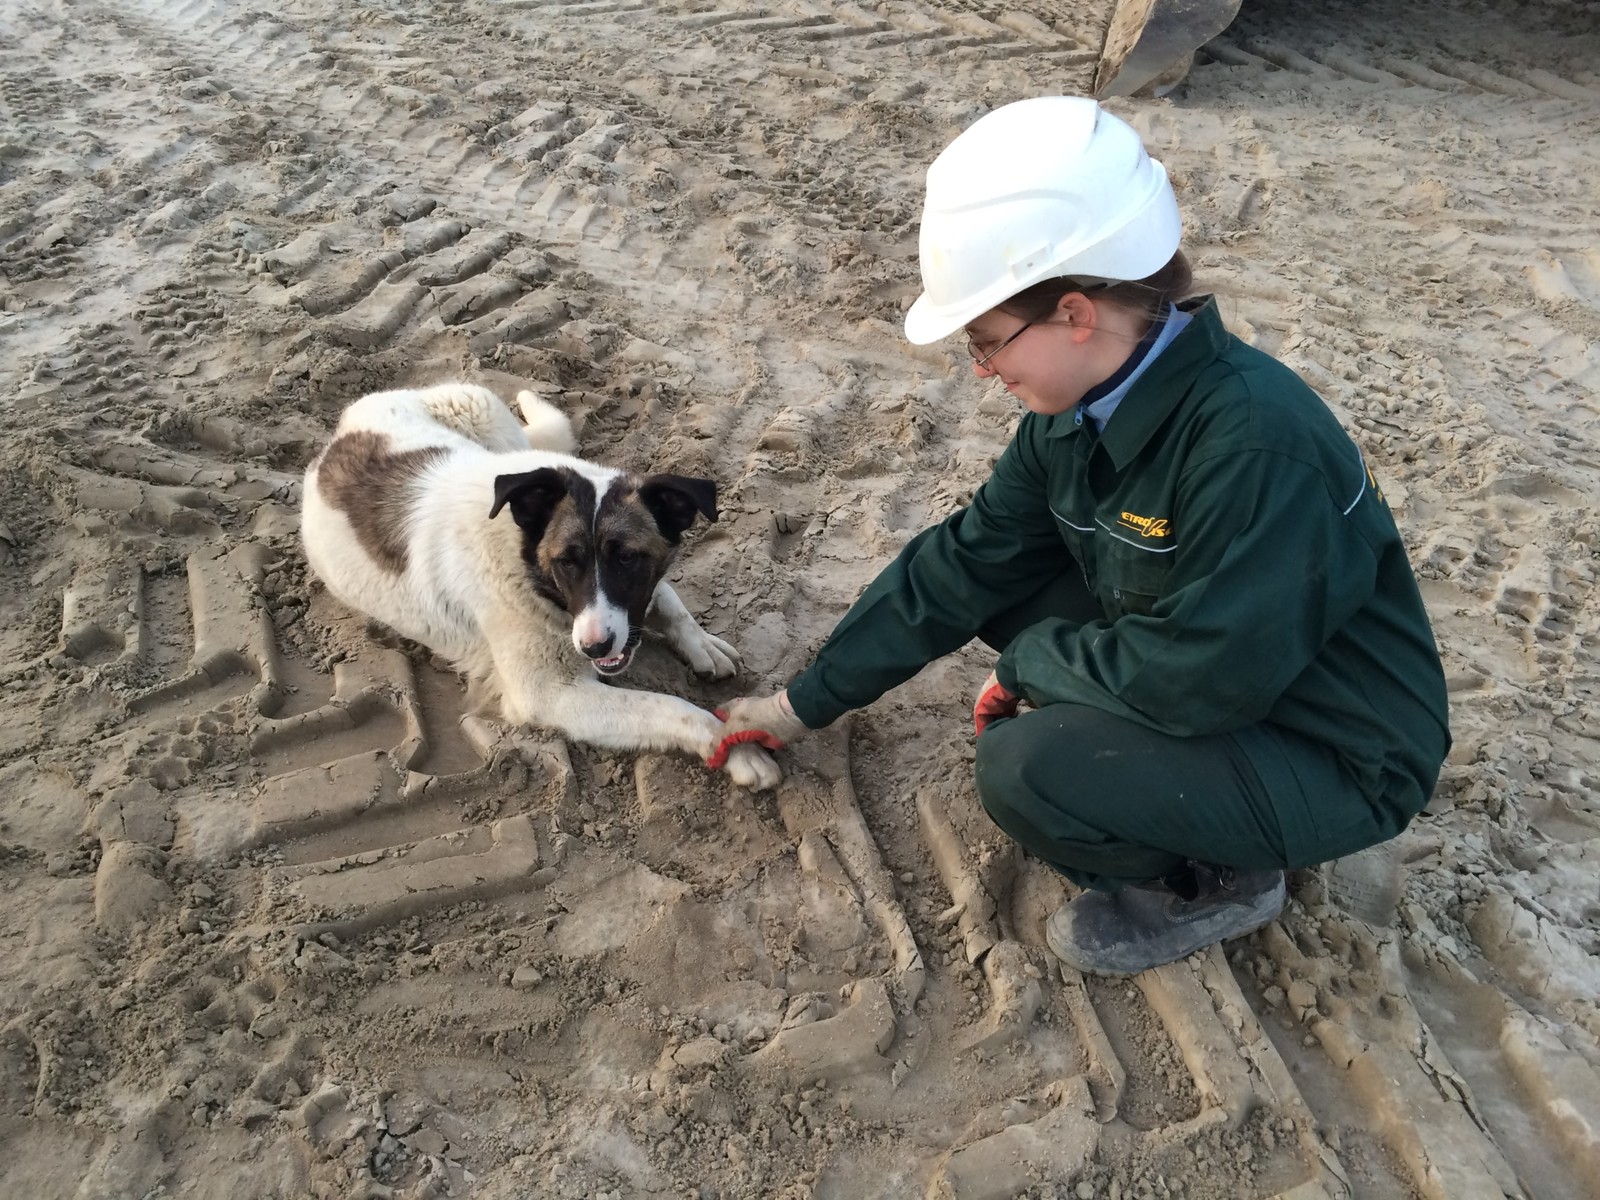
left=2, top=0, right=1598, bottom=1196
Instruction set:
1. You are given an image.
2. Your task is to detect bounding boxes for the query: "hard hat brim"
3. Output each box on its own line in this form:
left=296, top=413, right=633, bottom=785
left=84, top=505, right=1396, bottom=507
left=904, top=290, right=973, bottom=346
left=903, top=178, right=1182, bottom=346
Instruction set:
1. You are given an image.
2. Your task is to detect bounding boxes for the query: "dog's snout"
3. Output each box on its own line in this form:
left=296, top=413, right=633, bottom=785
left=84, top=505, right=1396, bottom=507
left=580, top=636, right=615, bottom=660
left=573, top=600, right=629, bottom=667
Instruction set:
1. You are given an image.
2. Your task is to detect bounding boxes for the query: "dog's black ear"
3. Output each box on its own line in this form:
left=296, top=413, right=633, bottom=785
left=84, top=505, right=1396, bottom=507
left=639, top=474, right=718, bottom=543
left=490, top=468, right=568, bottom=535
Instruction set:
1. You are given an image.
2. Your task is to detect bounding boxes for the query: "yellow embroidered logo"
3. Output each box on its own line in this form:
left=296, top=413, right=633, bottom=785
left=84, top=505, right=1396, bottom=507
left=1117, top=511, right=1170, bottom=538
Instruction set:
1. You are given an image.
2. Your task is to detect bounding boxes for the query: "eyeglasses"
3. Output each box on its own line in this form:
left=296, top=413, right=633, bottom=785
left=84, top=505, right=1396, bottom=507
left=967, top=320, right=1038, bottom=369
left=967, top=282, right=1115, bottom=368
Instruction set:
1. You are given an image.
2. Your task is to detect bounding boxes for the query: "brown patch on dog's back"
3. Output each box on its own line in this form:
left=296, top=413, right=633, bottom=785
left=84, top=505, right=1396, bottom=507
left=315, top=431, right=448, bottom=573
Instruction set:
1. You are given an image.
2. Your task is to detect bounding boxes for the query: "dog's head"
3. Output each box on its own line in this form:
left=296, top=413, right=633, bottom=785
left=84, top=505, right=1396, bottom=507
left=489, top=466, right=718, bottom=676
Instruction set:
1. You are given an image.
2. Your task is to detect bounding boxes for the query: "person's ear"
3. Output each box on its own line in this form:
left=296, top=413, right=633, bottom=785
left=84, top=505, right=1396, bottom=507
left=1057, top=291, right=1097, bottom=341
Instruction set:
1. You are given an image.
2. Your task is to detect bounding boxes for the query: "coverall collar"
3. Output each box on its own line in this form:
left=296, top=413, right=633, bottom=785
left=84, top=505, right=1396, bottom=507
left=1046, top=297, right=1228, bottom=472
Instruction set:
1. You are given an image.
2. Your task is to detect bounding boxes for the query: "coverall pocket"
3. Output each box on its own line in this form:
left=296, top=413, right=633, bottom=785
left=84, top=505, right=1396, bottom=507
left=1243, top=724, right=1386, bottom=870
left=1049, top=510, right=1096, bottom=596
left=1097, top=541, right=1172, bottom=618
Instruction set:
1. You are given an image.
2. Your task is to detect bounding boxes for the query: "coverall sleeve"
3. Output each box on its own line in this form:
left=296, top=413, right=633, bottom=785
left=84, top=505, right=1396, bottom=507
left=787, top=419, right=1064, bottom=729
left=995, top=449, right=1380, bottom=736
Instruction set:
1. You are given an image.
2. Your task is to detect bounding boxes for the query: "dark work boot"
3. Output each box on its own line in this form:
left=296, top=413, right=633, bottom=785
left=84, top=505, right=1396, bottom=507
left=1045, top=863, right=1286, bottom=976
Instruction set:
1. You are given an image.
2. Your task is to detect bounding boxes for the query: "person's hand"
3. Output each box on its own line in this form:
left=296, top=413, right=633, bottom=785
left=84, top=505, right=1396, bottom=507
left=707, top=690, right=809, bottom=769
left=973, top=671, right=1019, bottom=735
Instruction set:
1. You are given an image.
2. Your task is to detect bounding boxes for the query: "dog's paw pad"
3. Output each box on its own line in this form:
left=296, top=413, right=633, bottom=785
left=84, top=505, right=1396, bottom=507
left=675, top=628, right=741, bottom=678
left=724, top=743, right=780, bottom=791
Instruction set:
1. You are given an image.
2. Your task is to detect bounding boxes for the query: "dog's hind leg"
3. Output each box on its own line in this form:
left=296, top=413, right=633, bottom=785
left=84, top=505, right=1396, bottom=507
left=514, top=389, right=577, bottom=456
left=647, top=582, right=741, bottom=678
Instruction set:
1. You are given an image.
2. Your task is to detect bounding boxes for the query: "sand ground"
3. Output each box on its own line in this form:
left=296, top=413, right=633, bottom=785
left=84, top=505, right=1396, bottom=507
left=2, top=0, right=1598, bottom=1196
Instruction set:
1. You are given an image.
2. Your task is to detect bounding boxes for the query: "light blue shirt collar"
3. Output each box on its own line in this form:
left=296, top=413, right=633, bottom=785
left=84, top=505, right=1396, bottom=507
left=1081, top=304, right=1194, bottom=432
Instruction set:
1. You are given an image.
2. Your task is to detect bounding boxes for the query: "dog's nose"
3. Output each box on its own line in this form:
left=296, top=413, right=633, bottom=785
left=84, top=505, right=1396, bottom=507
left=580, top=637, right=615, bottom=659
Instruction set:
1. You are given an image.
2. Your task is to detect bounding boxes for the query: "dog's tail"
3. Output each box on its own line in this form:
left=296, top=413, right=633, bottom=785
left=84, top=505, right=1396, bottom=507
left=411, top=383, right=532, bottom=453
left=408, top=382, right=576, bottom=456
left=515, top=388, right=578, bottom=456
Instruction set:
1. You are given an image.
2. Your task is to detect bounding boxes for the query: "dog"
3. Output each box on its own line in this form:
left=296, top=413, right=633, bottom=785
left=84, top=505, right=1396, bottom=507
left=300, top=381, right=779, bottom=790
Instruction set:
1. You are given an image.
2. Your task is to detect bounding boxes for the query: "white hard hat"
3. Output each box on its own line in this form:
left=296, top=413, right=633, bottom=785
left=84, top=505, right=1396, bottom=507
left=904, top=96, right=1183, bottom=345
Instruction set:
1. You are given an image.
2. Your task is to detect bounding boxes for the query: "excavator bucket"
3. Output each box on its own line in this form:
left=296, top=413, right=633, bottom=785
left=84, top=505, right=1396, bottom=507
left=1093, top=0, right=1244, bottom=97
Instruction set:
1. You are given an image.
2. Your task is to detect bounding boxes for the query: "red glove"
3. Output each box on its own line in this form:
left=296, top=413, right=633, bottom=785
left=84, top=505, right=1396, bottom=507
left=705, top=729, right=775, bottom=770
left=707, top=692, right=809, bottom=770
left=973, top=671, right=1019, bottom=736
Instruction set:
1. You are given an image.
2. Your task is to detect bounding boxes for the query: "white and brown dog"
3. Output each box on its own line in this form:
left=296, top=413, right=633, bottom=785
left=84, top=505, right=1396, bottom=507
left=301, top=382, right=779, bottom=790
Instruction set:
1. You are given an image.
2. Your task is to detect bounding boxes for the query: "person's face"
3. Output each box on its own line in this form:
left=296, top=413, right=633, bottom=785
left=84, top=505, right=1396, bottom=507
left=963, top=293, right=1129, bottom=417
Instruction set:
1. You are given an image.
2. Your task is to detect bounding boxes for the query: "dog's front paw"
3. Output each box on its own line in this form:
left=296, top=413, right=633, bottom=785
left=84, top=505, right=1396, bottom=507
left=722, top=742, right=781, bottom=791
left=672, top=625, right=743, bottom=679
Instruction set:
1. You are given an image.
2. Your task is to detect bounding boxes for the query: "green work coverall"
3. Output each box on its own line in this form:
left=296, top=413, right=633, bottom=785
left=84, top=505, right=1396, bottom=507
left=786, top=300, right=1451, bottom=889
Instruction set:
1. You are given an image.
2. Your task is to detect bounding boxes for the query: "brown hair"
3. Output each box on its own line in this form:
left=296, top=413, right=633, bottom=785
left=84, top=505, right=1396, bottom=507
left=999, top=250, right=1196, bottom=325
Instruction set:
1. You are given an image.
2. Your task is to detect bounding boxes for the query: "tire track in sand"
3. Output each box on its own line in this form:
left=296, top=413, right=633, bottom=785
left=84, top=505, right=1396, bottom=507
left=4, top=0, right=1599, bottom=1196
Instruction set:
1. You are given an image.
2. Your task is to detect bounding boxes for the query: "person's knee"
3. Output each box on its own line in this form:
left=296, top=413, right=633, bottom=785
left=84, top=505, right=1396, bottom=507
left=976, top=712, right=1112, bottom=881
left=974, top=716, right=1042, bottom=826
left=976, top=705, right=1111, bottom=830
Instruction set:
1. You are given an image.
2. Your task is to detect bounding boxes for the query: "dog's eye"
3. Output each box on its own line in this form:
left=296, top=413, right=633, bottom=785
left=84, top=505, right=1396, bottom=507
left=614, top=549, right=639, bottom=567
left=557, top=548, right=586, bottom=569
